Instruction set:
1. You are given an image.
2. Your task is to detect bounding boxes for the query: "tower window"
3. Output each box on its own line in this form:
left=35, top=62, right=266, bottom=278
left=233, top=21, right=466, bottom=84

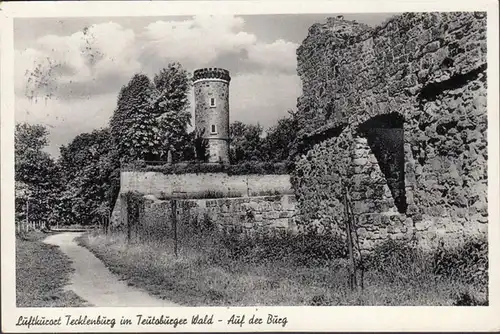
left=211, top=124, right=217, bottom=134
left=210, top=97, right=216, bottom=107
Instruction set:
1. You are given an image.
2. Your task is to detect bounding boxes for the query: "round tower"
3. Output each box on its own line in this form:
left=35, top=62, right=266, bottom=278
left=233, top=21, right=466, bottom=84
left=193, top=68, right=231, bottom=164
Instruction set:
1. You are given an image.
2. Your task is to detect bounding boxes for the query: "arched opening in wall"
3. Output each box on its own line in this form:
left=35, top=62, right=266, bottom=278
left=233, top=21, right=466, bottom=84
left=357, top=112, right=407, bottom=214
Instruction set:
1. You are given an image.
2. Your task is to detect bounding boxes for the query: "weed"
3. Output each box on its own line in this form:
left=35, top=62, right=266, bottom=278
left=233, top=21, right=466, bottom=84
left=77, top=230, right=487, bottom=306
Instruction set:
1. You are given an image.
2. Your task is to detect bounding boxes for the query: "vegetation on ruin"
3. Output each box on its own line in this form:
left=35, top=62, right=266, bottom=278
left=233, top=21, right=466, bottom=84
left=77, top=228, right=487, bottom=306
left=121, top=160, right=294, bottom=175
left=16, top=231, right=89, bottom=307
left=155, top=189, right=284, bottom=200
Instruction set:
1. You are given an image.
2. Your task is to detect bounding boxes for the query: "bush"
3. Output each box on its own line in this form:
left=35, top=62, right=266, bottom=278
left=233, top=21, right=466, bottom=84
left=203, top=231, right=347, bottom=267
left=121, top=160, right=295, bottom=175
left=364, top=239, right=430, bottom=283
left=433, top=237, right=488, bottom=288
left=364, top=237, right=489, bottom=290
left=157, top=190, right=243, bottom=200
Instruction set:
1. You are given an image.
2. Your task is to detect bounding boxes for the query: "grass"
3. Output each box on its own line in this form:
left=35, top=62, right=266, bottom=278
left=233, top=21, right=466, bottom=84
left=76, top=230, right=488, bottom=306
left=16, top=230, right=90, bottom=307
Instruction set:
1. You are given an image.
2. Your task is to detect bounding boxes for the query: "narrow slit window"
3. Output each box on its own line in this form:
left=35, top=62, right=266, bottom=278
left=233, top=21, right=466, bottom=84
left=211, top=124, right=217, bottom=134
left=210, top=97, right=216, bottom=107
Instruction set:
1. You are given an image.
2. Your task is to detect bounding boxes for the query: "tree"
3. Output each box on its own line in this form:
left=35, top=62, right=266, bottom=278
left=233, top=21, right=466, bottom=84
left=229, top=121, right=264, bottom=163
left=110, top=73, right=156, bottom=161
left=15, top=123, right=49, bottom=153
left=109, top=63, right=192, bottom=163
left=151, top=63, right=192, bottom=161
left=15, top=123, right=60, bottom=226
left=262, top=110, right=299, bottom=162
left=57, top=128, right=115, bottom=225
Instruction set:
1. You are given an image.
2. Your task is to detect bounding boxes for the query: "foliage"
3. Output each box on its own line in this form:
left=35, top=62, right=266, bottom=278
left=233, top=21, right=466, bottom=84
left=57, top=128, right=116, bottom=225
left=364, top=238, right=429, bottom=284
left=123, top=191, right=145, bottom=228
left=209, top=232, right=347, bottom=267
left=121, top=160, right=294, bottom=175
left=433, top=237, right=488, bottom=287
left=230, top=121, right=264, bottom=163
left=157, top=190, right=243, bottom=200
left=15, top=123, right=49, bottom=153
left=110, top=73, right=156, bottom=161
left=51, top=63, right=191, bottom=226
left=365, top=237, right=488, bottom=291
left=110, top=63, right=191, bottom=163
left=15, top=123, right=61, bottom=225
left=262, top=111, right=299, bottom=162
left=453, top=292, right=488, bottom=306
left=80, top=229, right=487, bottom=306
left=151, top=63, right=192, bottom=161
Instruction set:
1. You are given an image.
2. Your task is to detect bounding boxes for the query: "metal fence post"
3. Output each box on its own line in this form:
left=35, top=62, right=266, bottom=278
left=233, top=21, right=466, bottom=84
left=171, top=199, right=178, bottom=258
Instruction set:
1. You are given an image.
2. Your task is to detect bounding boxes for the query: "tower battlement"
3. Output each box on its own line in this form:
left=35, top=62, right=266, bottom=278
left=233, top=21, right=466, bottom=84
left=193, top=68, right=231, bottom=83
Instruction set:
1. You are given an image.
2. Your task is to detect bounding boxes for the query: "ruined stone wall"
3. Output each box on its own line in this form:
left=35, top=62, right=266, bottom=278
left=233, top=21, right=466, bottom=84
left=113, top=194, right=298, bottom=239
left=294, top=12, right=487, bottom=250
left=177, top=195, right=298, bottom=237
left=111, top=171, right=295, bottom=229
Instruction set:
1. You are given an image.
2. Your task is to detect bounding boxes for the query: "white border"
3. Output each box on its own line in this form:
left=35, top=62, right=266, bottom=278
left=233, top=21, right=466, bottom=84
left=1, top=1, right=499, bottom=332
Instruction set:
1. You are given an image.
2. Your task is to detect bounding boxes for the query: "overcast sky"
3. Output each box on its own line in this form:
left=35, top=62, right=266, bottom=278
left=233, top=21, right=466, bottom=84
left=14, top=13, right=396, bottom=157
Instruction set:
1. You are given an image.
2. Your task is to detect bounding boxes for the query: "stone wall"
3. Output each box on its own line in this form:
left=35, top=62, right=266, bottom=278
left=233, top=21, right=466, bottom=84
left=120, top=171, right=293, bottom=198
left=293, top=12, right=487, bottom=250
left=112, top=194, right=298, bottom=239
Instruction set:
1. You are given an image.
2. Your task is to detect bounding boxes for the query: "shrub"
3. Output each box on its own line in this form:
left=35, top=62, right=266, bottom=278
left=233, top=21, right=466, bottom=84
left=365, top=237, right=489, bottom=290
left=453, top=291, right=488, bottom=306
left=364, top=239, right=430, bottom=283
left=203, top=231, right=347, bottom=267
left=157, top=190, right=243, bottom=200
left=433, top=237, right=488, bottom=288
left=121, top=160, right=295, bottom=175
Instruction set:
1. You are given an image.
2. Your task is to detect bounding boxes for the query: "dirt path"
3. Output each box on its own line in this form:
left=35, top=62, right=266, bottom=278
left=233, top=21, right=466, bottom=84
left=44, top=232, right=179, bottom=307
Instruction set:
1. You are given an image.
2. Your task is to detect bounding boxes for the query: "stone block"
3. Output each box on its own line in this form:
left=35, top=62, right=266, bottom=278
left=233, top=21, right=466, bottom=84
left=281, top=195, right=297, bottom=210
left=357, top=227, right=368, bottom=236
left=353, top=158, right=368, bottom=166
left=368, top=154, right=378, bottom=164
left=353, top=200, right=373, bottom=214
left=415, top=220, right=431, bottom=231
left=279, top=211, right=291, bottom=218
left=423, top=40, right=441, bottom=53
left=263, top=211, right=280, bottom=220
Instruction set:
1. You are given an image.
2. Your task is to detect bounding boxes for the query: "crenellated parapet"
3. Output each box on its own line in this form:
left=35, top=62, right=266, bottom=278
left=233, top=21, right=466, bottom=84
left=193, top=68, right=231, bottom=83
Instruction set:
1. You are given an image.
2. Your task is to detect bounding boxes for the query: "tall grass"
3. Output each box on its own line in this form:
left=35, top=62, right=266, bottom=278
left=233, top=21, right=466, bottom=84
left=78, top=228, right=488, bottom=306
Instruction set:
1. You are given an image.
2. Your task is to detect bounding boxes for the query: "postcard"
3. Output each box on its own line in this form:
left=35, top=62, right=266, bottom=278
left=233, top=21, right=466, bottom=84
left=1, top=0, right=499, bottom=332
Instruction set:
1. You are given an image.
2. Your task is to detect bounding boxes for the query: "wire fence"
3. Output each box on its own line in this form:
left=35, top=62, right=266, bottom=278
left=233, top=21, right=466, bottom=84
left=16, top=220, right=46, bottom=233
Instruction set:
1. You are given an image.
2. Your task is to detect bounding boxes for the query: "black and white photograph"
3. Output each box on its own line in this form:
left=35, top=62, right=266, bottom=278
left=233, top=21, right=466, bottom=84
left=1, top=0, right=499, bottom=332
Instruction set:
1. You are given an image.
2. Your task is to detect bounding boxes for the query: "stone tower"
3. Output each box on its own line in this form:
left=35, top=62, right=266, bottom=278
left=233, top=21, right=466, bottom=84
left=193, top=68, right=231, bottom=164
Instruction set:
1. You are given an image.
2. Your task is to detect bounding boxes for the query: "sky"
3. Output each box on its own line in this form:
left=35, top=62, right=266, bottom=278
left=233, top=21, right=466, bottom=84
left=14, top=13, right=396, bottom=158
